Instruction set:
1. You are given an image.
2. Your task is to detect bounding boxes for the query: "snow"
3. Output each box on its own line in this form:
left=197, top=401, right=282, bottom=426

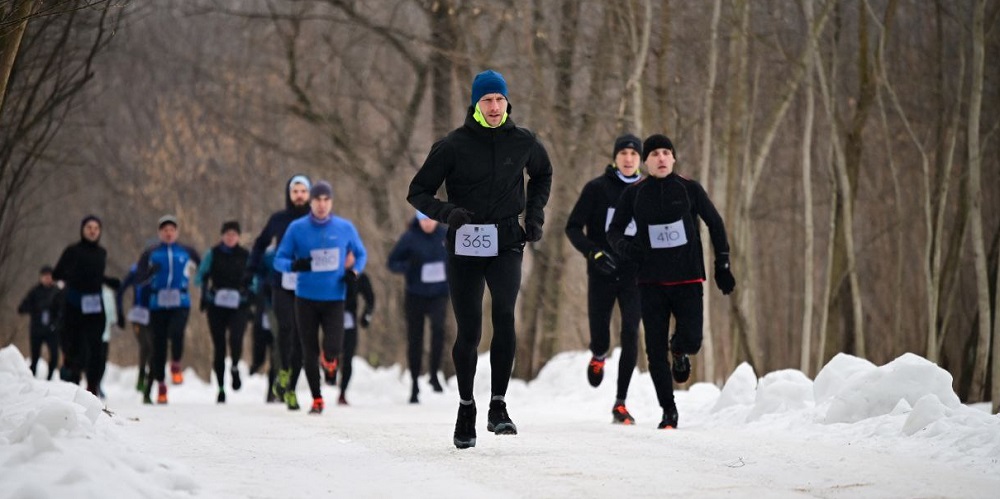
left=2, top=344, right=999, bottom=498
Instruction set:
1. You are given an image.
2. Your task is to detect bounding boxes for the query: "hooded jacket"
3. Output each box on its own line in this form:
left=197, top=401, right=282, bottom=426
left=248, top=174, right=312, bottom=287
left=607, top=173, right=730, bottom=285
left=53, top=219, right=108, bottom=311
left=387, top=217, right=450, bottom=297
left=565, top=164, right=641, bottom=278
left=407, top=105, right=552, bottom=253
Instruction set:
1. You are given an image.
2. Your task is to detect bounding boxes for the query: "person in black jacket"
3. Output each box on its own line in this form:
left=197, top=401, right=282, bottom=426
left=52, top=215, right=120, bottom=394
left=607, top=134, right=736, bottom=430
left=334, top=252, right=374, bottom=406
left=408, top=69, right=553, bottom=449
left=387, top=211, right=449, bottom=404
left=196, top=221, right=252, bottom=403
left=17, top=265, right=62, bottom=379
left=565, top=134, right=644, bottom=425
left=247, top=174, right=311, bottom=410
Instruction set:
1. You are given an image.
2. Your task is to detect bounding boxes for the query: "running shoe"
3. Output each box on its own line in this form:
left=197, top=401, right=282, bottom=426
left=612, top=402, right=636, bottom=425
left=486, top=399, right=518, bottom=435
left=587, top=356, right=605, bottom=387
left=453, top=402, right=477, bottom=449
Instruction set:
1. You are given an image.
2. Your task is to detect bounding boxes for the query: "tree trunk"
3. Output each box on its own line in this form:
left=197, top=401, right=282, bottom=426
left=698, top=0, right=721, bottom=382
left=0, top=0, right=34, bottom=115
left=799, top=0, right=817, bottom=376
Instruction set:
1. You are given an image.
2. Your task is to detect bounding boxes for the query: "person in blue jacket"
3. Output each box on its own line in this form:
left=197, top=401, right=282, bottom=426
left=118, top=261, right=153, bottom=397
left=387, top=211, right=450, bottom=404
left=135, top=214, right=201, bottom=404
left=274, top=180, right=367, bottom=415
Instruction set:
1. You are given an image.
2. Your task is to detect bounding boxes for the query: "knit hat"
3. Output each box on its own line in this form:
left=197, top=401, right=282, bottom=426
left=310, top=180, right=333, bottom=199
left=39, top=265, right=53, bottom=275
left=158, top=214, right=178, bottom=228
left=613, top=133, right=642, bottom=158
left=470, top=70, right=508, bottom=106
left=81, top=214, right=102, bottom=230
left=288, top=174, right=311, bottom=192
left=642, top=134, right=675, bottom=162
left=220, top=220, right=241, bottom=234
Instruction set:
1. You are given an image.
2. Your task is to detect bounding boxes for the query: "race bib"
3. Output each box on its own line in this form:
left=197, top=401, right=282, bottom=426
left=41, top=311, right=50, bottom=326
left=127, top=306, right=150, bottom=325
left=606, top=208, right=638, bottom=236
left=649, top=220, right=688, bottom=249
left=421, top=262, right=447, bottom=283
left=157, top=289, right=182, bottom=308
left=261, top=313, right=271, bottom=330
left=214, top=288, right=241, bottom=309
left=310, top=248, right=340, bottom=272
left=281, top=272, right=298, bottom=290
left=455, top=224, right=498, bottom=257
left=81, top=294, right=103, bottom=314
left=344, top=311, right=355, bottom=330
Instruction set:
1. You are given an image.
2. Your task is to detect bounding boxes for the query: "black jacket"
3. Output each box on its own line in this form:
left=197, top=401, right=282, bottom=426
left=248, top=175, right=311, bottom=286
left=407, top=106, right=553, bottom=253
left=53, top=234, right=110, bottom=312
left=608, top=173, right=730, bottom=285
left=565, top=165, right=641, bottom=277
left=18, top=284, right=62, bottom=335
left=345, top=273, right=375, bottom=327
left=387, top=217, right=450, bottom=297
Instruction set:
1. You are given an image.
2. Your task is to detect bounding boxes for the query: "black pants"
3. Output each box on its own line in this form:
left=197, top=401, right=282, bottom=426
left=59, top=305, right=106, bottom=394
left=340, top=326, right=357, bottom=393
left=251, top=305, right=273, bottom=371
left=29, top=330, right=59, bottom=380
left=207, top=305, right=249, bottom=388
left=405, top=293, right=448, bottom=384
left=133, top=323, right=152, bottom=381
left=639, top=283, right=703, bottom=410
left=448, top=250, right=522, bottom=401
left=296, top=297, right=344, bottom=400
left=588, top=274, right=641, bottom=401
left=150, top=308, right=190, bottom=384
left=273, top=287, right=302, bottom=386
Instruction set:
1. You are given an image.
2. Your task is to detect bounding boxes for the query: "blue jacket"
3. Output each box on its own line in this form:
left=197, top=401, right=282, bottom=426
left=137, top=242, right=201, bottom=310
left=274, top=214, right=367, bottom=301
left=387, top=217, right=449, bottom=297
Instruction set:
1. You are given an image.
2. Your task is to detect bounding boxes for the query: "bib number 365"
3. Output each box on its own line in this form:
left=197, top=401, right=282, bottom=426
left=455, top=224, right=498, bottom=257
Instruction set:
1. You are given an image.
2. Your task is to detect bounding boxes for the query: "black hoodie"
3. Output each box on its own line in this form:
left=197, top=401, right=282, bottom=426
left=53, top=216, right=108, bottom=306
left=248, top=175, right=311, bottom=285
left=407, top=105, right=552, bottom=252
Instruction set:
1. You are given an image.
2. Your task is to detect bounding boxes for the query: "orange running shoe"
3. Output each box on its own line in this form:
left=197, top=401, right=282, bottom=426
left=156, top=383, right=168, bottom=404
left=587, top=356, right=605, bottom=387
left=170, top=361, right=184, bottom=385
left=612, top=402, right=635, bottom=425
left=309, top=397, right=325, bottom=415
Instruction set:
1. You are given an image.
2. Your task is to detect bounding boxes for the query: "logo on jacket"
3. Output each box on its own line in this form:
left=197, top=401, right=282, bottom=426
left=503, top=157, right=513, bottom=167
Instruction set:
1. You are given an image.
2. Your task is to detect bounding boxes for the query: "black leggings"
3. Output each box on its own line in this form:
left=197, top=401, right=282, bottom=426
left=59, top=305, right=105, bottom=394
left=150, top=308, right=190, bottom=383
left=448, top=250, right=522, bottom=401
left=207, top=305, right=249, bottom=388
left=29, top=330, right=59, bottom=380
left=273, top=287, right=302, bottom=385
left=133, top=323, right=152, bottom=381
left=405, top=293, right=448, bottom=383
left=295, top=297, right=344, bottom=400
left=639, top=283, right=703, bottom=410
left=340, top=326, right=357, bottom=393
left=588, top=275, right=641, bottom=401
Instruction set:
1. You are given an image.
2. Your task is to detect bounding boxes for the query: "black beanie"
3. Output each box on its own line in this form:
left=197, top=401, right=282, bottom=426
left=80, top=214, right=102, bottom=230
left=613, top=133, right=642, bottom=158
left=310, top=180, right=333, bottom=199
left=221, top=220, right=241, bottom=234
left=642, top=134, right=675, bottom=162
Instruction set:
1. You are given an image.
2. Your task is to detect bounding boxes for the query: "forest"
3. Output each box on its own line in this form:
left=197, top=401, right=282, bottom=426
left=1, top=0, right=998, bottom=407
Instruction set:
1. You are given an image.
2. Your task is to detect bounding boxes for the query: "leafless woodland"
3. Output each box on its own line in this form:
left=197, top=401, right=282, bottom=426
left=2, top=0, right=998, bottom=407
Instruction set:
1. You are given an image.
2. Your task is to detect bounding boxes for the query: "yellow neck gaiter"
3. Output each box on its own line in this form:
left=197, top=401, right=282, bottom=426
left=473, top=104, right=508, bottom=128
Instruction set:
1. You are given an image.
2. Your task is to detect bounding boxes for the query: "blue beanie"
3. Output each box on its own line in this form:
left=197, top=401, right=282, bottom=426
left=470, top=70, right=508, bottom=106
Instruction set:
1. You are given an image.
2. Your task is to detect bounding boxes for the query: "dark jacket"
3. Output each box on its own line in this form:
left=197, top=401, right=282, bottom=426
left=18, top=283, right=62, bottom=335
left=565, top=165, right=641, bottom=278
left=387, top=217, right=450, bottom=297
left=196, top=243, right=251, bottom=306
left=407, top=106, right=553, bottom=253
left=248, top=175, right=312, bottom=286
left=53, top=234, right=108, bottom=311
left=608, top=173, right=730, bottom=285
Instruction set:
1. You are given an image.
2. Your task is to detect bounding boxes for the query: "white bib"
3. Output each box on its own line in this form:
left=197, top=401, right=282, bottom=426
left=605, top=208, right=638, bottom=236
left=41, top=311, right=50, bottom=326
left=310, top=248, right=341, bottom=272
left=81, top=294, right=103, bottom=314
left=455, top=224, right=498, bottom=257
left=649, top=220, right=688, bottom=249
left=214, top=288, right=241, bottom=309
left=281, top=272, right=298, bottom=291
left=343, top=311, right=355, bottom=330
left=157, top=289, right=182, bottom=308
left=261, top=313, right=271, bottom=330
left=420, top=262, right=447, bottom=283
left=127, top=306, right=150, bottom=325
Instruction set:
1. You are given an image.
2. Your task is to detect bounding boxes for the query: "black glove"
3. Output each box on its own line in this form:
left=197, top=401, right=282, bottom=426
left=714, top=256, right=736, bottom=295
left=104, top=276, right=122, bottom=291
left=291, top=257, right=312, bottom=272
left=116, top=311, right=125, bottom=329
left=588, top=250, right=618, bottom=275
left=360, top=312, right=372, bottom=328
left=343, top=270, right=359, bottom=284
left=613, top=239, right=643, bottom=261
left=446, top=208, right=473, bottom=229
left=524, top=220, right=543, bottom=242
left=242, top=270, right=256, bottom=288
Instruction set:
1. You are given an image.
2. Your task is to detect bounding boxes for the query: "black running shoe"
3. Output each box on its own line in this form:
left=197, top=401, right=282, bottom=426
left=453, top=402, right=477, bottom=449
left=587, top=356, right=605, bottom=387
left=231, top=367, right=242, bottom=391
left=217, top=389, right=226, bottom=404
left=658, top=406, right=679, bottom=429
left=612, top=402, right=635, bottom=425
left=486, top=399, right=518, bottom=435
left=429, top=376, right=443, bottom=393
left=672, top=353, right=691, bottom=383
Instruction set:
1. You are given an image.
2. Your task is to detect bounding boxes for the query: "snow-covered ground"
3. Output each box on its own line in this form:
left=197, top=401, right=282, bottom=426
left=2, top=344, right=999, bottom=498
